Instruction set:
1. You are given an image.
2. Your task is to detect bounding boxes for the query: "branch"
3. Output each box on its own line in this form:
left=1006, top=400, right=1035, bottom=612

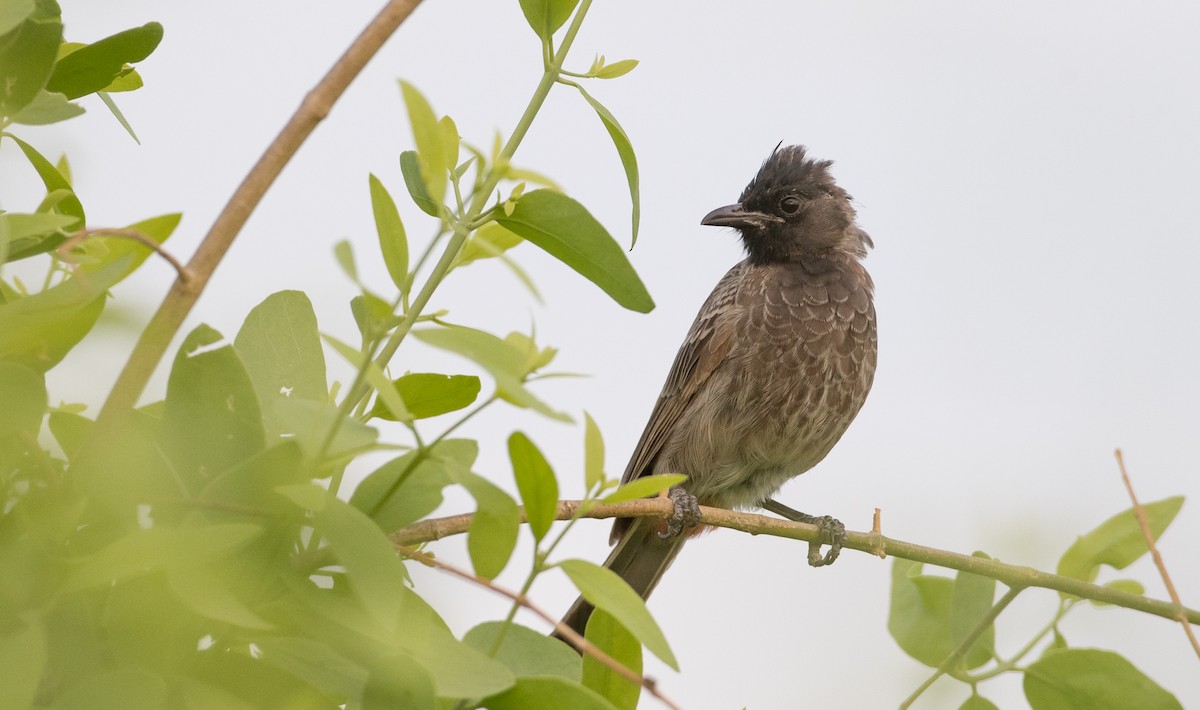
left=394, top=544, right=682, bottom=710
left=1115, top=449, right=1200, bottom=657
left=58, top=228, right=192, bottom=282
left=389, top=498, right=1200, bottom=626
left=90, top=0, right=424, bottom=436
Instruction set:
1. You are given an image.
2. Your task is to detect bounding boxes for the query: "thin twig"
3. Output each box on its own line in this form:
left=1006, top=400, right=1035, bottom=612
left=90, top=0, right=424, bottom=439
left=389, top=498, right=1200, bottom=626
left=393, top=544, right=682, bottom=710
left=57, top=228, right=192, bottom=282
left=899, top=585, right=1025, bottom=709
left=1115, top=448, right=1200, bottom=658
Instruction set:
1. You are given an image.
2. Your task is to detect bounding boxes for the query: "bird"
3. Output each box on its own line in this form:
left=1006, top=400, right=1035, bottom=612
left=558, top=144, right=878, bottom=639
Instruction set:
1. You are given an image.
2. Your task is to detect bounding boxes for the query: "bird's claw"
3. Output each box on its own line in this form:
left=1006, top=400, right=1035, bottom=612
left=806, top=515, right=845, bottom=567
left=660, top=487, right=701, bottom=538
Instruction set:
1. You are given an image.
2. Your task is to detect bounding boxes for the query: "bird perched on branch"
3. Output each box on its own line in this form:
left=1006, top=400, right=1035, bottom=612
left=559, top=144, right=877, bottom=638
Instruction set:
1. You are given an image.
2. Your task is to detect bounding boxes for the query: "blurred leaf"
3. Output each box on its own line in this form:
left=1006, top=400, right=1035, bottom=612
left=0, top=0, right=35, bottom=36
left=0, top=614, right=45, bottom=709
left=323, top=332, right=412, bottom=424
left=888, top=558, right=955, bottom=667
left=254, top=637, right=367, bottom=702
left=369, top=373, right=480, bottom=422
left=0, top=256, right=129, bottom=371
left=457, top=222, right=523, bottom=266
left=9, top=135, right=84, bottom=224
left=102, top=67, right=142, bottom=92
left=484, top=677, right=615, bottom=710
left=0, top=211, right=79, bottom=264
left=198, top=440, right=307, bottom=507
left=1093, top=579, right=1146, bottom=605
left=438, top=115, right=459, bottom=171
left=9, top=89, right=83, bottom=125
left=950, top=553, right=996, bottom=670
left=505, top=166, right=562, bottom=191
left=458, top=472, right=520, bottom=580
left=582, top=610, right=641, bottom=710
left=415, top=325, right=571, bottom=422
left=517, top=0, right=581, bottom=40
left=362, top=654, right=436, bottom=710
left=399, top=81, right=447, bottom=205
left=45, top=22, right=163, bottom=99
left=1057, top=496, right=1184, bottom=589
left=600, top=474, right=686, bottom=504
left=81, top=212, right=180, bottom=280
left=233, top=290, right=328, bottom=440
left=351, top=439, right=477, bottom=530
left=508, top=432, right=558, bottom=541
left=594, top=59, right=638, bottom=79
left=0, top=0, right=62, bottom=119
left=48, top=409, right=91, bottom=459
left=369, top=174, right=408, bottom=295
left=574, top=85, right=640, bottom=244
left=497, top=190, right=652, bottom=313
left=52, top=668, right=168, bottom=709
left=960, top=695, right=1001, bottom=710
left=558, top=558, right=677, bottom=670
left=0, top=362, right=46, bottom=436
left=463, top=622, right=581, bottom=681
left=1024, top=648, right=1181, bottom=710
left=161, top=324, right=265, bottom=489
left=334, top=238, right=358, bottom=282
left=400, top=150, right=441, bottom=217
left=349, top=292, right=394, bottom=342
left=272, top=397, right=377, bottom=462
left=584, top=413, right=605, bottom=493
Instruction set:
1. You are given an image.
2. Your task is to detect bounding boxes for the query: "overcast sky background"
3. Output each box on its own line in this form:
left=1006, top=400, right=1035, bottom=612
left=3, top=1, right=1199, bottom=707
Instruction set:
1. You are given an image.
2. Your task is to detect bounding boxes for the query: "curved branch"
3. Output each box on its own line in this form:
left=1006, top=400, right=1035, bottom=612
left=389, top=498, right=1200, bottom=626
left=58, top=228, right=192, bottom=282
left=92, top=0, right=424, bottom=433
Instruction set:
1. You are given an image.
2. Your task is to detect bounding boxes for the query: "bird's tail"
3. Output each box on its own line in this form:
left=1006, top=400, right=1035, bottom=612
left=555, top=516, right=687, bottom=641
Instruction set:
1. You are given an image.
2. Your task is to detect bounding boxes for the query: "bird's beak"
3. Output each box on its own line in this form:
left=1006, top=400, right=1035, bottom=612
left=701, top=203, right=782, bottom=229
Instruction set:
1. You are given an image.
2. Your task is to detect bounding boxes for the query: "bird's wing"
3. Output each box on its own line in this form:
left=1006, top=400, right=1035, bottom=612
left=619, top=260, right=748, bottom=487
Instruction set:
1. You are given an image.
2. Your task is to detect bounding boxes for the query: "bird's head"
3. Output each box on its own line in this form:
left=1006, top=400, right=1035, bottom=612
left=702, top=144, right=872, bottom=264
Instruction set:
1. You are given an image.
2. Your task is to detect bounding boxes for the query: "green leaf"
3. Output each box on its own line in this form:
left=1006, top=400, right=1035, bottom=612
left=457, top=222, right=524, bottom=266
left=582, top=610, right=641, bottom=710
left=517, top=0, right=581, bottom=40
left=350, top=440, right=475, bottom=529
left=888, top=558, right=955, bottom=667
left=0, top=614, right=46, bottom=709
left=1024, top=648, right=1181, bottom=710
left=323, top=332, right=412, bottom=424
left=0, top=362, right=46, bottom=436
left=950, top=553, right=996, bottom=670
left=1057, top=496, right=1184, bottom=588
left=45, top=22, right=163, bottom=99
left=9, top=89, right=83, bottom=125
left=0, top=256, right=128, bottom=371
left=508, top=432, right=559, bottom=541
left=960, top=694, right=1001, bottom=710
left=233, top=290, right=328, bottom=440
left=369, top=373, right=481, bottom=422
left=0, top=0, right=62, bottom=119
left=438, top=114, right=459, bottom=170
left=0, top=211, right=79, bottom=264
left=398, top=81, right=447, bottom=205
left=484, top=677, right=616, bottom=710
left=459, top=472, right=520, bottom=580
left=594, top=59, right=638, bottom=79
left=600, top=474, right=687, bottom=505
left=574, top=85, right=640, bottom=244
left=333, top=238, right=358, bottom=282
left=414, top=325, right=571, bottom=422
left=369, top=174, right=408, bottom=294
left=8, top=135, right=84, bottom=224
left=463, top=622, right=581, bottom=681
left=272, top=396, right=378, bottom=462
left=400, top=150, right=441, bottom=217
left=96, top=91, right=139, bottom=143
left=349, top=292, right=394, bottom=341
left=102, top=68, right=143, bottom=92
left=362, top=654, right=437, bottom=710
left=557, top=558, right=677, bottom=670
left=584, top=413, right=605, bottom=493
left=82, top=212, right=181, bottom=280
left=0, top=0, right=35, bottom=36
left=162, top=324, right=266, bottom=487
left=497, top=190, right=653, bottom=313
left=48, top=409, right=91, bottom=459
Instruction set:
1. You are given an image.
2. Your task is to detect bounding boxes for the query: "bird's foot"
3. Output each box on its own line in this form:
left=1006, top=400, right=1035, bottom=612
left=762, top=498, right=845, bottom=567
left=660, top=486, right=702, bottom=538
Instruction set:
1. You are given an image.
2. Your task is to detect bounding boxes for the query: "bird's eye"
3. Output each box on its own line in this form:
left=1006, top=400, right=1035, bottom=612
left=780, top=195, right=802, bottom=214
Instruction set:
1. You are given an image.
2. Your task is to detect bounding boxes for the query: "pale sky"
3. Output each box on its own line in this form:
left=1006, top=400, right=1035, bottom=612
left=4, top=1, right=1199, bottom=707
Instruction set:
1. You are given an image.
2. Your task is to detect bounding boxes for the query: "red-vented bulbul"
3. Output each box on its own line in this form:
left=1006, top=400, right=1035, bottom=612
left=559, top=145, right=877, bottom=637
